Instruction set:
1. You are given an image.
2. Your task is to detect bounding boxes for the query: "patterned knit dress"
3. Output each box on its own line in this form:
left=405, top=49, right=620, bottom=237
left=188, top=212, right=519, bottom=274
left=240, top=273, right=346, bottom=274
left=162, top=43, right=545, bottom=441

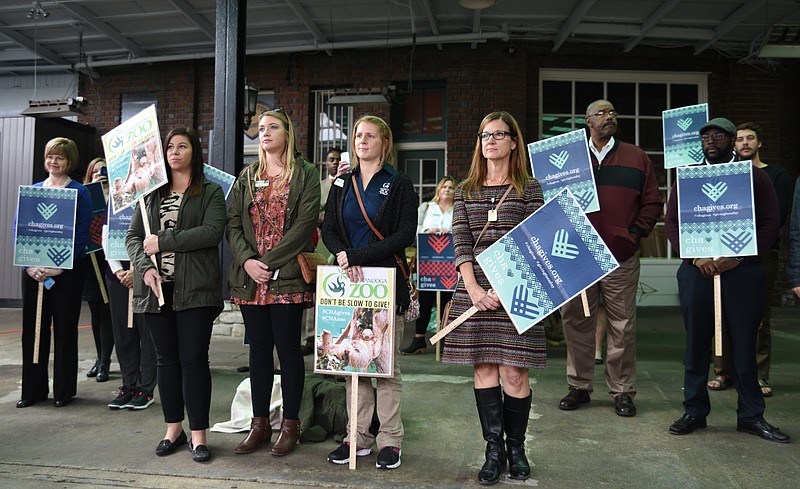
left=441, top=180, right=548, bottom=369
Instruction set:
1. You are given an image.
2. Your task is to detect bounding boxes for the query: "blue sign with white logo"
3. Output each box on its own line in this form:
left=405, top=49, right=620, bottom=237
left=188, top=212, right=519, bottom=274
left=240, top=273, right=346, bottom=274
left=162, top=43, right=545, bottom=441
left=676, top=160, right=756, bottom=258
left=663, top=103, right=708, bottom=169
left=475, top=188, right=618, bottom=334
left=106, top=198, right=135, bottom=260
left=527, top=128, right=598, bottom=213
left=14, top=185, right=78, bottom=269
left=203, top=164, right=236, bottom=200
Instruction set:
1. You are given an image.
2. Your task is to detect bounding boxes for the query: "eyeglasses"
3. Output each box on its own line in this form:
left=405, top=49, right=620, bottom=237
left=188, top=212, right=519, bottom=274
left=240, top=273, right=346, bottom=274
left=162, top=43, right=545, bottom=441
left=700, top=133, right=729, bottom=142
left=588, top=110, right=618, bottom=118
left=478, top=130, right=512, bottom=141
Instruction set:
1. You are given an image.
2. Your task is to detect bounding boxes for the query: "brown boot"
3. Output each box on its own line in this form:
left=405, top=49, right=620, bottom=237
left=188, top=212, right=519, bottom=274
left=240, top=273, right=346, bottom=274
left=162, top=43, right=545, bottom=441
left=270, top=418, right=300, bottom=457
left=234, top=417, right=271, bottom=454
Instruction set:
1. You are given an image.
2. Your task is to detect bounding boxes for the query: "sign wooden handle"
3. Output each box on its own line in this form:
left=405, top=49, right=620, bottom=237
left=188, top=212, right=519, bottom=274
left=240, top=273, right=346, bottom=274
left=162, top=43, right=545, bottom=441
left=348, top=374, right=359, bottom=470
left=91, top=253, right=109, bottom=304
left=429, top=306, right=478, bottom=345
left=435, top=291, right=442, bottom=362
left=581, top=290, right=590, bottom=317
left=139, top=201, right=165, bottom=307
left=33, top=281, right=44, bottom=364
left=713, top=274, right=722, bottom=356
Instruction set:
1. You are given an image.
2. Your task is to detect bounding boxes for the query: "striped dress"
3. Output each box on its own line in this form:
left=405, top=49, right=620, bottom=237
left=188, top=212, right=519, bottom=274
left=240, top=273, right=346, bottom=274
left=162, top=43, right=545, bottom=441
left=441, top=179, right=547, bottom=369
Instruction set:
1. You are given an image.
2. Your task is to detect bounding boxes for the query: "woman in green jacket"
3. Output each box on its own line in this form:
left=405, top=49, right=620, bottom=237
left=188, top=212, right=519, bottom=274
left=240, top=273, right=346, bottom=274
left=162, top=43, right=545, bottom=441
left=126, top=127, right=226, bottom=463
left=226, top=108, right=320, bottom=457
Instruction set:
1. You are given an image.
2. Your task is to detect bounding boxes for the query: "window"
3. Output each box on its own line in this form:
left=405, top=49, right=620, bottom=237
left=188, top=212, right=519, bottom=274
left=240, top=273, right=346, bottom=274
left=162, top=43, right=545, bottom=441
left=312, top=89, right=353, bottom=179
left=539, top=69, right=708, bottom=259
left=393, top=82, right=446, bottom=142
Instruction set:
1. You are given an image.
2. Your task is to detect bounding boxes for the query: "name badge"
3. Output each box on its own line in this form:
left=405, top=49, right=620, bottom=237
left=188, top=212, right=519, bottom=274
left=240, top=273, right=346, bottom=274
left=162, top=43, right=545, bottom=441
left=334, top=178, right=345, bottom=188
left=488, top=209, right=498, bottom=222
left=255, top=180, right=269, bottom=188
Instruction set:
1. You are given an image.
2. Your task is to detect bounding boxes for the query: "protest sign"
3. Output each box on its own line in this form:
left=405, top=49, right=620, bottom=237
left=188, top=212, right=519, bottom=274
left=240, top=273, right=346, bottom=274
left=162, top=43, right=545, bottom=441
left=14, top=185, right=78, bottom=269
left=416, top=233, right=457, bottom=291
left=102, top=105, right=167, bottom=214
left=528, top=128, right=598, bottom=213
left=203, top=164, right=236, bottom=199
left=84, top=181, right=107, bottom=254
left=105, top=198, right=135, bottom=261
left=663, top=103, right=708, bottom=169
left=474, top=188, right=618, bottom=334
left=676, top=161, right=756, bottom=258
left=314, top=265, right=396, bottom=378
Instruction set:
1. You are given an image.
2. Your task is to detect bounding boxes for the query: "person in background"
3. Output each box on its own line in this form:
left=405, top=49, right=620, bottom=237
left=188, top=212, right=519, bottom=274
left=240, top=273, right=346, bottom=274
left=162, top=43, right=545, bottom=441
left=787, top=176, right=800, bottom=300
left=227, top=108, right=319, bottom=457
left=322, top=115, right=417, bottom=470
left=708, top=122, right=792, bottom=397
left=401, top=175, right=457, bottom=355
left=17, top=137, right=92, bottom=408
left=82, top=157, right=115, bottom=383
left=126, top=127, right=226, bottom=462
left=442, top=111, right=544, bottom=484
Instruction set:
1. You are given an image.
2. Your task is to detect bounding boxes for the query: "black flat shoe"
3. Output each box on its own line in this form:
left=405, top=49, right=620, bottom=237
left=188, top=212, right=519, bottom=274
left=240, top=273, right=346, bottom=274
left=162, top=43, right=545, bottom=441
left=669, top=413, right=707, bottom=435
left=190, top=441, right=211, bottom=462
left=53, top=399, right=72, bottom=408
left=87, top=360, right=99, bottom=378
left=558, top=387, right=590, bottom=411
left=155, top=430, right=187, bottom=456
left=96, top=364, right=110, bottom=383
left=16, top=399, right=37, bottom=408
left=737, top=418, right=790, bottom=443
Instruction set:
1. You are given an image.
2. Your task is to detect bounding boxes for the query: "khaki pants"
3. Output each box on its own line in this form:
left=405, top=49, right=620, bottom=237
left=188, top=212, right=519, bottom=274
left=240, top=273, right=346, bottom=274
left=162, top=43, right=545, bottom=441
left=345, top=314, right=405, bottom=449
left=561, top=252, right=640, bottom=396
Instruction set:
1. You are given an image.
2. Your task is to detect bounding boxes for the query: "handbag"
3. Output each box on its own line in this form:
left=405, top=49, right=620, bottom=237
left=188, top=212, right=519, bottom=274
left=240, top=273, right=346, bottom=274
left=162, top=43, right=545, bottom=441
left=440, top=185, right=514, bottom=328
left=351, top=176, right=421, bottom=321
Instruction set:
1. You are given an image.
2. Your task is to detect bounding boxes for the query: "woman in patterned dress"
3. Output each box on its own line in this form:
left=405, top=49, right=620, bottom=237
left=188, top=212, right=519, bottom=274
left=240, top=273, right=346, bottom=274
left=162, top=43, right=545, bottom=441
left=127, top=127, right=226, bottom=463
left=441, top=112, right=544, bottom=485
left=227, top=108, right=320, bottom=457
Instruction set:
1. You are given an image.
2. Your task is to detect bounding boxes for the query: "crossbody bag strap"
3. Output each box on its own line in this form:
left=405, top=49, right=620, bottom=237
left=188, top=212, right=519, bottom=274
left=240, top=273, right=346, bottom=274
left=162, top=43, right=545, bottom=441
left=351, top=175, right=411, bottom=281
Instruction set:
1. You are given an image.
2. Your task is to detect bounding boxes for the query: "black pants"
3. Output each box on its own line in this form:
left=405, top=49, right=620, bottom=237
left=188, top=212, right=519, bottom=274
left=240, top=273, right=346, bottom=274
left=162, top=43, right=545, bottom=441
left=240, top=303, right=305, bottom=420
left=414, top=290, right=454, bottom=335
left=678, top=261, right=765, bottom=422
left=21, top=259, right=85, bottom=402
left=145, top=282, right=216, bottom=430
left=108, top=279, right=156, bottom=392
left=88, top=300, right=114, bottom=366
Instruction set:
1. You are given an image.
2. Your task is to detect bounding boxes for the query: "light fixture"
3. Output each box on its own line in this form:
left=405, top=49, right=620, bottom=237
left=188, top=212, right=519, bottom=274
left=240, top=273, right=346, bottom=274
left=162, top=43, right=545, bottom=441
left=21, top=97, right=86, bottom=118
left=243, top=81, right=259, bottom=130
left=757, top=24, right=800, bottom=58
left=458, top=0, right=495, bottom=10
left=327, top=88, right=392, bottom=106
left=27, top=1, right=49, bottom=20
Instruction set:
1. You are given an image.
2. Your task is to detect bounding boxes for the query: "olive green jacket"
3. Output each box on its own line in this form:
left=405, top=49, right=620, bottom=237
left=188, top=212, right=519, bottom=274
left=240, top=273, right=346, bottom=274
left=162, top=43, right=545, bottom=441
left=126, top=179, right=227, bottom=314
left=226, top=158, right=321, bottom=300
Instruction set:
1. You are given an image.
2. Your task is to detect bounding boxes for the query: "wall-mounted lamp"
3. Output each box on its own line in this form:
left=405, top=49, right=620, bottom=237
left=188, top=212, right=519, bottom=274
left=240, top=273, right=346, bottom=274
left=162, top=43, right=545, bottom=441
left=327, top=87, right=393, bottom=106
left=21, top=97, right=86, bottom=118
left=243, top=81, right=259, bottom=130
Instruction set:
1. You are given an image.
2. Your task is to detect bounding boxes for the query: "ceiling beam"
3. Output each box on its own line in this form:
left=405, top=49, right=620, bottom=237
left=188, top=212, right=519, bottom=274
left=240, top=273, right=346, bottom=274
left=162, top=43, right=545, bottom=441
left=0, top=24, right=71, bottom=66
left=170, top=0, right=215, bottom=40
left=286, top=0, right=332, bottom=55
left=552, top=0, right=596, bottom=52
left=623, top=0, right=681, bottom=52
left=420, top=0, right=442, bottom=50
left=574, top=24, right=712, bottom=40
left=694, top=0, right=765, bottom=54
left=60, top=3, right=147, bottom=58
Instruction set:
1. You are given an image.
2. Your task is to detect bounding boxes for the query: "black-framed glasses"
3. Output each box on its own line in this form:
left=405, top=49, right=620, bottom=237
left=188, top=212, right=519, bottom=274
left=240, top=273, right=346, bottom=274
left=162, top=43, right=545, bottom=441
left=588, top=109, right=618, bottom=118
left=479, top=130, right=512, bottom=141
left=700, top=133, right=729, bottom=142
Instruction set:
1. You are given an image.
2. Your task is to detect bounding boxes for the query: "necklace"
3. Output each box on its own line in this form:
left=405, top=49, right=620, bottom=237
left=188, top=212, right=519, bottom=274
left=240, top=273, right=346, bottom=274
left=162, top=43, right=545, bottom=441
left=44, top=176, right=71, bottom=188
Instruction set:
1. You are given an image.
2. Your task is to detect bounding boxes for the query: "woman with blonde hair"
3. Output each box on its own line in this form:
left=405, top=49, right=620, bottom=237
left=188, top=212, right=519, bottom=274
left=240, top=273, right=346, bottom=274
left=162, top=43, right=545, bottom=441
left=17, top=137, right=92, bottom=408
left=227, top=108, right=320, bottom=457
left=442, top=111, right=544, bottom=484
left=322, top=115, right=417, bottom=469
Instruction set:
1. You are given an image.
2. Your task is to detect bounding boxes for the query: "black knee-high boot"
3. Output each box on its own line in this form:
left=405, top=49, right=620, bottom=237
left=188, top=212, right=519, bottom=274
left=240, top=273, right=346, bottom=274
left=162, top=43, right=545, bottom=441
left=475, top=386, right=505, bottom=485
left=504, top=392, right=531, bottom=480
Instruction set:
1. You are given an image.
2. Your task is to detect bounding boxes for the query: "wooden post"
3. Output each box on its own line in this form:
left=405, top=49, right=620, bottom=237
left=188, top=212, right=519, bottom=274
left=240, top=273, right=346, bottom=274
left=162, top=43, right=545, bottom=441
left=91, top=253, right=109, bottom=304
left=581, top=290, right=590, bottom=317
left=435, top=291, right=441, bottom=361
left=33, top=282, right=44, bottom=364
left=139, top=201, right=164, bottom=307
left=714, top=274, right=722, bottom=356
left=348, top=374, right=359, bottom=470
left=430, top=306, right=478, bottom=345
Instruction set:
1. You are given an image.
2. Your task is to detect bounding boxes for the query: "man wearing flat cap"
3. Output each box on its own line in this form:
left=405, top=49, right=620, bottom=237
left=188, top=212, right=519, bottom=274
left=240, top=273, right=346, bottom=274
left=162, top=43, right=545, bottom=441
left=664, top=117, right=789, bottom=443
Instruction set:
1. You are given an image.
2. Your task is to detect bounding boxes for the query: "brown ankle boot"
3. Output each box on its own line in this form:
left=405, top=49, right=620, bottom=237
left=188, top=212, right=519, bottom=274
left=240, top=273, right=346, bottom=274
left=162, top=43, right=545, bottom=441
left=270, top=418, right=300, bottom=457
left=234, top=417, right=271, bottom=454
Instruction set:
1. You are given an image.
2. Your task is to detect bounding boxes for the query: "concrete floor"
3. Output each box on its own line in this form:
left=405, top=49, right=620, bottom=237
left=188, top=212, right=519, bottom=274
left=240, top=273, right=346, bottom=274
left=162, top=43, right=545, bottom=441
left=0, top=305, right=798, bottom=488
